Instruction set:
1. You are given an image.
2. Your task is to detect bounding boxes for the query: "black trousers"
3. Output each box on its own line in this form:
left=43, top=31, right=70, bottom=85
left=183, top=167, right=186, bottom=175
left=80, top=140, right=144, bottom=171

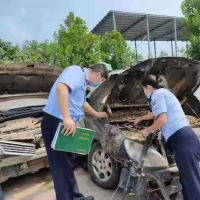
left=167, top=126, right=200, bottom=200
left=41, top=113, right=85, bottom=200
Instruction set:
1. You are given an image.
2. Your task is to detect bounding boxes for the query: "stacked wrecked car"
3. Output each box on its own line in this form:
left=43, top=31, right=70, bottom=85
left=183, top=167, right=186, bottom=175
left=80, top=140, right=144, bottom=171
left=0, top=63, right=62, bottom=199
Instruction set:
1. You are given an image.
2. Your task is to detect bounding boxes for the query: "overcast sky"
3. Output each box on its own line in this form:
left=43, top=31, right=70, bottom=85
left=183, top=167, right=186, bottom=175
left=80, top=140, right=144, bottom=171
left=0, top=0, right=185, bottom=58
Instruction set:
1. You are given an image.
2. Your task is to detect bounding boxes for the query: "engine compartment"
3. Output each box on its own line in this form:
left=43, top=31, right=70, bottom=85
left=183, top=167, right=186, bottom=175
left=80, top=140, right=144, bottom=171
left=101, top=102, right=200, bottom=168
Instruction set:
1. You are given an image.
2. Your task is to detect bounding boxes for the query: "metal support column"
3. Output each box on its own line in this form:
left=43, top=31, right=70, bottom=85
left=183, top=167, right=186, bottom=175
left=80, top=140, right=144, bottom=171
left=171, top=41, right=174, bottom=56
left=174, top=18, right=178, bottom=56
left=154, top=40, right=156, bottom=58
left=146, top=15, right=151, bottom=58
left=135, top=40, right=138, bottom=63
left=112, top=11, right=116, bottom=30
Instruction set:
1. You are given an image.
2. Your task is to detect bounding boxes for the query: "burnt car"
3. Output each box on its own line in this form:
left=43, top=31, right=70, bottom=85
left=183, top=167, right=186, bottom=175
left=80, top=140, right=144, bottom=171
left=80, top=57, right=200, bottom=199
left=0, top=63, right=62, bottom=199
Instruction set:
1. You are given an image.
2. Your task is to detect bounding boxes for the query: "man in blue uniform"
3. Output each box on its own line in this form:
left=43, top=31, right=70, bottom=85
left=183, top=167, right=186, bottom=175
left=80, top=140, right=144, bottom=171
left=41, top=63, right=109, bottom=200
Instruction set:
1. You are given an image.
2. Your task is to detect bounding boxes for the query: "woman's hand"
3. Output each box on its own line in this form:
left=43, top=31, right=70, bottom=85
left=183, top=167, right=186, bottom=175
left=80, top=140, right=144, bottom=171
left=140, top=128, right=151, bottom=138
left=129, top=117, right=143, bottom=126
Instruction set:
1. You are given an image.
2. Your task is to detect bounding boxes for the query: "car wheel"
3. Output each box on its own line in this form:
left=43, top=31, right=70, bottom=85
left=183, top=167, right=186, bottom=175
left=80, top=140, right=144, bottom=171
left=0, top=185, right=3, bottom=200
left=88, top=142, right=121, bottom=189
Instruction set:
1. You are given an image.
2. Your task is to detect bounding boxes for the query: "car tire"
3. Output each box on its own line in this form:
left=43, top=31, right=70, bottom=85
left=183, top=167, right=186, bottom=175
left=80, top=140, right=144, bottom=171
left=88, top=142, right=121, bottom=189
left=0, top=185, right=3, bottom=200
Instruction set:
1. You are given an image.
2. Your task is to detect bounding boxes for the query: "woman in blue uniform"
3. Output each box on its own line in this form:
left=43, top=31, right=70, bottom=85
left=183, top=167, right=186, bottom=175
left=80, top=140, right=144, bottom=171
left=133, top=75, right=200, bottom=200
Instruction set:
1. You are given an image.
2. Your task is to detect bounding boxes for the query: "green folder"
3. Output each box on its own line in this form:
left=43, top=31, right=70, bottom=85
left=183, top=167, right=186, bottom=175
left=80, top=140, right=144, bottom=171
left=51, top=122, right=95, bottom=155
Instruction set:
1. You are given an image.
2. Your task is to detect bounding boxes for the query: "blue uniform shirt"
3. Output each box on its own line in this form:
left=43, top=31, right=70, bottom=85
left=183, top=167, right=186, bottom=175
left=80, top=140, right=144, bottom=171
left=150, top=88, right=190, bottom=141
left=43, top=65, right=89, bottom=123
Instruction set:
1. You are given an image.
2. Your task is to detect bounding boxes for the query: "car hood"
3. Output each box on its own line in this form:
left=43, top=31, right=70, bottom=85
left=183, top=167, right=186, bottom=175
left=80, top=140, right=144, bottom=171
left=105, top=57, right=200, bottom=104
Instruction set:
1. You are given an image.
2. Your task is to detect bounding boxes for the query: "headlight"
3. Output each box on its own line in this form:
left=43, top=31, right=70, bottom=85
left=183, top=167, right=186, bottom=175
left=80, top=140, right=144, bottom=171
left=123, top=138, right=169, bottom=169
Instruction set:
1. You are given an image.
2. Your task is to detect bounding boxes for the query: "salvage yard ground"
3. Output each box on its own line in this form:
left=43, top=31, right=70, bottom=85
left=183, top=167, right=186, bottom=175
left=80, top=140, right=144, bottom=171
left=2, top=168, right=122, bottom=200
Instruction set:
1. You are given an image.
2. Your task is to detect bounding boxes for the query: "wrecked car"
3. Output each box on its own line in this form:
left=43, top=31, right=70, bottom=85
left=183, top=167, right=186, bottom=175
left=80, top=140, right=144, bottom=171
left=82, top=57, right=200, bottom=199
left=0, top=62, right=62, bottom=199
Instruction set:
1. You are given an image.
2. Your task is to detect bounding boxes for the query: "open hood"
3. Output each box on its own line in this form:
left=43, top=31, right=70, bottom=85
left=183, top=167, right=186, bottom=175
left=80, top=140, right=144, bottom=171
left=105, top=57, right=200, bottom=106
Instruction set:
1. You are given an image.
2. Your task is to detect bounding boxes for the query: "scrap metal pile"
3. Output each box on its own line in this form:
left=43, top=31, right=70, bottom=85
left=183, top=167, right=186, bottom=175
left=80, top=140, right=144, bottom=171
left=0, top=63, right=61, bottom=157
left=0, top=62, right=62, bottom=183
left=0, top=100, right=48, bottom=183
left=0, top=107, right=44, bottom=157
left=0, top=117, right=43, bottom=156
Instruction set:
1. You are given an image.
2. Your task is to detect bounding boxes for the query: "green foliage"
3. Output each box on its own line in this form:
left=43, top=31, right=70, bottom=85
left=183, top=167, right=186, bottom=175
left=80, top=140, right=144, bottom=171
left=182, top=0, right=200, bottom=60
left=21, top=40, right=57, bottom=64
left=0, top=39, right=24, bottom=64
left=185, top=36, right=200, bottom=60
left=0, top=12, right=142, bottom=69
left=178, top=47, right=188, bottom=57
left=101, top=30, right=134, bottom=69
left=136, top=53, right=144, bottom=62
left=159, top=50, right=169, bottom=57
left=56, top=12, right=102, bottom=68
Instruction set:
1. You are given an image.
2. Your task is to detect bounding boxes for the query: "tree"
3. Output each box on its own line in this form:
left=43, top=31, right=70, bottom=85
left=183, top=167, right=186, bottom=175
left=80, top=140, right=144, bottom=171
left=56, top=12, right=102, bottom=68
left=100, top=30, right=134, bottom=69
left=21, top=40, right=57, bottom=64
left=0, top=39, right=24, bottom=64
left=136, top=53, right=144, bottom=62
left=178, top=47, right=188, bottom=57
left=182, top=0, right=200, bottom=60
left=160, top=50, right=169, bottom=57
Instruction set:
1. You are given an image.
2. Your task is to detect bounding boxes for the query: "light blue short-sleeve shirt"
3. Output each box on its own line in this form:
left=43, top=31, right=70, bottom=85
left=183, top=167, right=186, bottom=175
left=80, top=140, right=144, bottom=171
left=43, top=65, right=89, bottom=123
left=150, top=88, right=190, bottom=141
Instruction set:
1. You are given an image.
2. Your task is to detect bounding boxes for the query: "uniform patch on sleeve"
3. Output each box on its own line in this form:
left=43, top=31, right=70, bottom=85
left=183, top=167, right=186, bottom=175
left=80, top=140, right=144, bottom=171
left=151, top=100, right=159, bottom=110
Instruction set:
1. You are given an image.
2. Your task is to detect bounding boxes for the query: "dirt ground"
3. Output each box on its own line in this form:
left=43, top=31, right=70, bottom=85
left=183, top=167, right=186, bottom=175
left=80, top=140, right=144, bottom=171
left=2, top=168, right=123, bottom=200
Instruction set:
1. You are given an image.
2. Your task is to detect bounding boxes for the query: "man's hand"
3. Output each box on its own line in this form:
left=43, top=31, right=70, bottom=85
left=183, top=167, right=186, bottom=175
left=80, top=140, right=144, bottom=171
left=95, top=112, right=108, bottom=118
left=62, top=117, right=76, bottom=136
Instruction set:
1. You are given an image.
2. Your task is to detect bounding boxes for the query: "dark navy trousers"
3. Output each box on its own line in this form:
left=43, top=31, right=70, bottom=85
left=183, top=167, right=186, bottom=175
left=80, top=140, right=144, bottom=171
left=167, top=126, right=200, bottom=200
left=41, top=113, right=85, bottom=200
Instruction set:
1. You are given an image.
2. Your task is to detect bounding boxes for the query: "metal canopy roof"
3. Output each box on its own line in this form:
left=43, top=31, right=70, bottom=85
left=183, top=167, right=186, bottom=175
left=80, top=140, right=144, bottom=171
left=92, top=11, right=188, bottom=42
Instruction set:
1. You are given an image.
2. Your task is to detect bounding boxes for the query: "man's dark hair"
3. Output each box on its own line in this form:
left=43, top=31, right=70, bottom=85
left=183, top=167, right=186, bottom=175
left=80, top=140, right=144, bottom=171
left=89, top=63, right=109, bottom=80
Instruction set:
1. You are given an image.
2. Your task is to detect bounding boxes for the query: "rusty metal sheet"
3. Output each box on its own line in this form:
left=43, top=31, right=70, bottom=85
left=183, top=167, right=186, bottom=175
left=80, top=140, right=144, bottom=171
left=0, top=130, right=40, bottom=141
left=0, top=98, right=47, bottom=112
left=0, top=65, right=62, bottom=95
left=106, top=57, right=200, bottom=107
left=0, top=118, right=41, bottom=134
left=0, top=93, right=48, bottom=102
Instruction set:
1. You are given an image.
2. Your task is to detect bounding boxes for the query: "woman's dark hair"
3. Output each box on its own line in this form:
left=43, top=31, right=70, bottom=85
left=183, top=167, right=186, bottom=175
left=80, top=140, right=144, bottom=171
left=141, top=75, right=168, bottom=89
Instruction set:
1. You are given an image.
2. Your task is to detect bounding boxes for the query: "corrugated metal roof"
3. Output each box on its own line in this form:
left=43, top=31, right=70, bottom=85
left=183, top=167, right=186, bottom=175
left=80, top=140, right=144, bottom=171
left=91, top=11, right=188, bottom=42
